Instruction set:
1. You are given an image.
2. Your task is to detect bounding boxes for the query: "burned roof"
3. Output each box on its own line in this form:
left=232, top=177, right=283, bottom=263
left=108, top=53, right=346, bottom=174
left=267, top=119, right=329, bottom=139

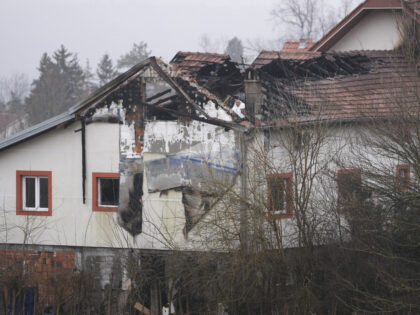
left=250, top=39, right=320, bottom=69
left=0, top=57, right=245, bottom=151
left=254, top=50, right=420, bottom=122
left=251, top=50, right=321, bottom=69
left=170, top=51, right=243, bottom=99
left=257, top=52, right=370, bottom=80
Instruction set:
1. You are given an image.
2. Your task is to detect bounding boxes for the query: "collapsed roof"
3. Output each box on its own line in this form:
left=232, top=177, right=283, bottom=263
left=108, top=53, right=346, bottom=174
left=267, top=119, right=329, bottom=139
left=0, top=56, right=246, bottom=152
left=250, top=50, right=420, bottom=124
left=1, top=45, right=419, bottom=151
left=170, top=51, right=243, bottom=100
left=252, top=40, right=320, bottom=68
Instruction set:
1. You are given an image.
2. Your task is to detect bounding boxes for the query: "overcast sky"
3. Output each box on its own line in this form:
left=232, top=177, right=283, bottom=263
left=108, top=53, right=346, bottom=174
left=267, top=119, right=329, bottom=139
left=0, top=0, right=361, bottom=81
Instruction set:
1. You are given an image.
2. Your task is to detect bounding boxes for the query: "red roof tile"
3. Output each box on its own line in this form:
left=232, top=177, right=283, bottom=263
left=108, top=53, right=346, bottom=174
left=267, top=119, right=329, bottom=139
left=170, top=51, right=231, bottom=75
left=281, top=39, right=315, bottom=53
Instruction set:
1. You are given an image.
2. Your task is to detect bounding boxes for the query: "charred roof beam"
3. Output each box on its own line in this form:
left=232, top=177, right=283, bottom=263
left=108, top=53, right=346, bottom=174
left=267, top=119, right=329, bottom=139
left=146, top=102, right=248, bottom=132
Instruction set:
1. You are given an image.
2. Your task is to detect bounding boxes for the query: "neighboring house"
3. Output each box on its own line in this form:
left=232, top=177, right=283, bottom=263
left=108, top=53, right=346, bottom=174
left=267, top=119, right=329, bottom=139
left=310, top=0, right=420, bottom=52
left=255, top=0, right=420, bottom=64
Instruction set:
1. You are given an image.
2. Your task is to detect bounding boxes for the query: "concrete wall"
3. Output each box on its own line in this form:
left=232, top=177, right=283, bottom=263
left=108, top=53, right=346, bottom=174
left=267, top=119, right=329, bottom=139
left=330, top=10, right=401, bottom=51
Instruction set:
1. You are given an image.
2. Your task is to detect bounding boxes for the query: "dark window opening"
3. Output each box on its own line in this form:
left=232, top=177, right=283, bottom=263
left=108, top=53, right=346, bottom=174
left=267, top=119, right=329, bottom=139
left=39, top=177, right=48, bottom=208
left=25, top=177, right=35, bottom=208
left=98, top=178, right=119, bottom=207
left=267, top=173, right=293, bottom=218
left=337, top=169, right=362, bottom=212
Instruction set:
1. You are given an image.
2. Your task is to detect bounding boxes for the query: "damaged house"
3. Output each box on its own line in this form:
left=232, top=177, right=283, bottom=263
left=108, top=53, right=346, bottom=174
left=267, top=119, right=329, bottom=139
left=1, top=0, right=420, bottom=312
left=1, top=49, right=419, bottom=312
left=0, top=53, right=248, bottom=311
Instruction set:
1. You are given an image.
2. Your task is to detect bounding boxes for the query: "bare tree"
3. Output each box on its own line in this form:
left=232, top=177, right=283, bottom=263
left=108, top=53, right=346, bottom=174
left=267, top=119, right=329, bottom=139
left=271, top=0, right=362, bottom=40
left=0, top=73, right=29, bottom=113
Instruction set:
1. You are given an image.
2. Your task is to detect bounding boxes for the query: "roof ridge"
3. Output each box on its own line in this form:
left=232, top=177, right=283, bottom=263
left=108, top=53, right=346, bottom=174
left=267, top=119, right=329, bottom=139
left=176, top=51, right=229, bottom=57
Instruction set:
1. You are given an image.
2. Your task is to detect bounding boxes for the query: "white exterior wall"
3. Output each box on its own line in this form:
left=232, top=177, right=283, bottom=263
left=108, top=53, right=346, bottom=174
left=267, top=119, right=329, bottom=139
left=141, top=120, right=238, bottom=250
left=330, top=10, right=401, bottom=51
left=0, top=118, right=407, bottom=251
left=242, top=125, right=411, bottom=248
left=0, top=120, right=134, bottom=248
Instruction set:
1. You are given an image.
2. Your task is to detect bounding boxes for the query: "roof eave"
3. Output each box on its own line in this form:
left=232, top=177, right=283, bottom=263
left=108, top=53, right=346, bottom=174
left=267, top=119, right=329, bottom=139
left=0, top=111, right=76, bottom=152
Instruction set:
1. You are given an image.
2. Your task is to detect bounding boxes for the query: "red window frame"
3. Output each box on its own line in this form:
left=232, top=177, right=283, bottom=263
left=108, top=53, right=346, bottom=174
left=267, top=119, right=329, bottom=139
left=92, top=172, right=119, bottom=212
left=267, top=173, right=293, bottom=219
left=396, top=164, right=410, bottom=180
left=16, top=170, right=52, bottom=216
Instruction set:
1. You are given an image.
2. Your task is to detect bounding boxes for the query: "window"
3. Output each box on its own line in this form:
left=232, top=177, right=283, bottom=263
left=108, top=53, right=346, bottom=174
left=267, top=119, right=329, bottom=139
left=16, top=171, right=52, bottom=216
left=396, top=164, right=410, bottom=189
left=92, top=172, right=119, bottom=212
left=337, top=169, right=362, bottom=212
left=267, top=173, right=293, bottom=219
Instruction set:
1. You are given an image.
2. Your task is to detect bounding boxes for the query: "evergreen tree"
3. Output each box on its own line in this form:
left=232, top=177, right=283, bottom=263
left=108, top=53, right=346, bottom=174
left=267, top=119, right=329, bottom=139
left=25, top=46, right=86, bottom=125
left=96, top=54, right=118, bottom=86
left=53, top=45, right=85, bottom=104
left=0, top=73, right=29, bottom=113
left=225, top=37, right=244, bottom=64
left=117, top=41, right=151, bottom=70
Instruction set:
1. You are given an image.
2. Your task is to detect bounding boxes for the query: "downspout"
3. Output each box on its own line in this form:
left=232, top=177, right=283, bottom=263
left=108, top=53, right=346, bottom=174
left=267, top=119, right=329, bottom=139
left=239, top=129, right=255, bottom=253
left=240, top=131, right=248, bottom=251
left=75, top=116, right=87, bottom=204
left=81, top=117, right=86, bottom=204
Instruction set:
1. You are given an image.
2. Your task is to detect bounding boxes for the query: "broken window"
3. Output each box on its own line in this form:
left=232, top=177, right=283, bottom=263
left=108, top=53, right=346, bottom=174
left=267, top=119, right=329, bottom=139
left=16, top=171, right=52, bottom=215
left=92, top=172, right=119, bottom=212
left=98, top=178, right=119, bottom=206
left=267, top=173, right=293, bottom=218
